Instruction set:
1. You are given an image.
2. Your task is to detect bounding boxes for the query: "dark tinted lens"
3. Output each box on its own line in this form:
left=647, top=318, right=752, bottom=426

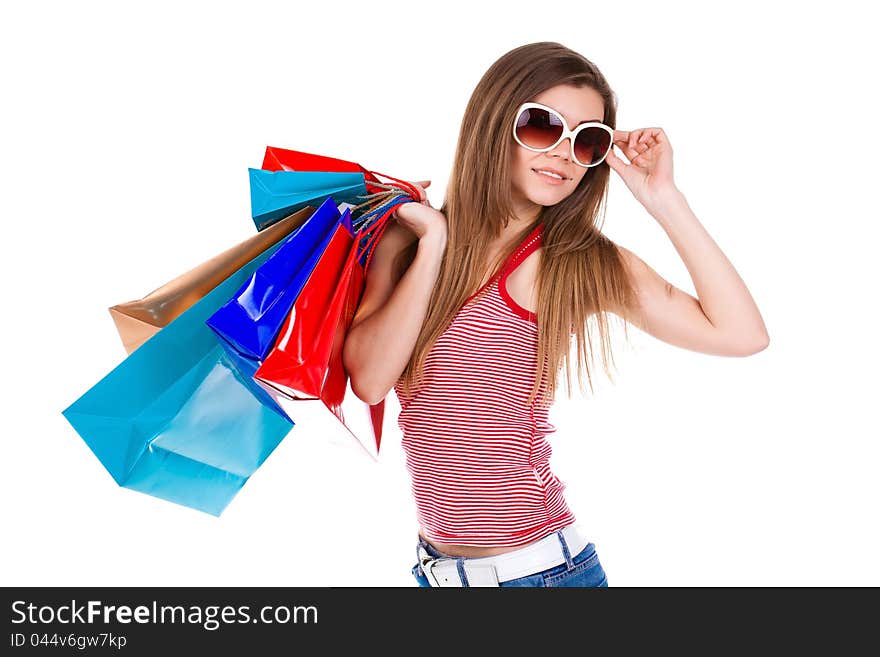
left=515, top=107, right=563, bottom=149
left=574, top=126, right=612, bottom=165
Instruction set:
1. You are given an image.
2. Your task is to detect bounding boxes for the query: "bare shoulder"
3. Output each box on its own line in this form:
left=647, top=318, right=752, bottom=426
left=564, top=239, right=643, bottom=322
left=614, top=243, right=675, bottom=301
left=614, top=244, right=646, bottom=279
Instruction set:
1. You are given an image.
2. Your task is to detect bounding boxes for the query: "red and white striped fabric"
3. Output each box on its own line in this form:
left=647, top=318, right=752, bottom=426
left=394, top=221, right=576, bottom=547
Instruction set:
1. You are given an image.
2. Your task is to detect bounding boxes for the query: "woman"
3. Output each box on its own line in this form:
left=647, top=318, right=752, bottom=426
left=342, top=42, right=769, bottom=587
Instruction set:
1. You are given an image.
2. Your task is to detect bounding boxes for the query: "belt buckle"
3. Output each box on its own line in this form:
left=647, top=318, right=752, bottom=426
left=464, top=562, right=501, bottom=587
left=417, top=546, right=502, bottom=587
left=417, top=546, right=443, bottom=587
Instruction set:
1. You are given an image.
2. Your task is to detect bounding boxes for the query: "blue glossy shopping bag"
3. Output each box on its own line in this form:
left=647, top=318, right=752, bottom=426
left=249, top=167, right=366, bottom=231
left=206, top=195, right=347, bottom=365
left=62, top=237, right=296, bottom=517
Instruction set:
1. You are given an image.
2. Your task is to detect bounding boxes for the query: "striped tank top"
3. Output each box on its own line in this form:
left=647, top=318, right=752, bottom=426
left=393, top=221, right=577, bottom=547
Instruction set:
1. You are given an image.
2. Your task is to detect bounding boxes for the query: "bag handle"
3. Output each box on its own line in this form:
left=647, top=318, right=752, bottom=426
left=351, top=169, right=425, bottom=275
left=356, top=204, right=397, bottom=269
left=356, top=193, right=421, bottom=276
left=366, top=169, right=420, bottom=200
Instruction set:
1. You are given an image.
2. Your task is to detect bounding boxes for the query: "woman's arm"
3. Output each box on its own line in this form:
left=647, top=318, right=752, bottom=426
left=605, top=128, right=769, bottom=356
left=612, top=189, right=770, bottom=357
left=343, top=200, right=447, bottom=404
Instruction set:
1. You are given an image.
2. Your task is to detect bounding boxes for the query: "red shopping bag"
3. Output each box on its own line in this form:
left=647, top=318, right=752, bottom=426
left=255, top=211, right=356, bottom=400
left=254, top=204, right=395, bottom=459
left=261, top=145, right=419, bottom=200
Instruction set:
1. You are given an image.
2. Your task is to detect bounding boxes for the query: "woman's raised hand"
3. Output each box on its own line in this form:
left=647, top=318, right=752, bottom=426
left=393, top=180, right=447, bottom=242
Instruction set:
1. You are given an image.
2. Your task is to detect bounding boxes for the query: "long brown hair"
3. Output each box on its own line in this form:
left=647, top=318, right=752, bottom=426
left=395, top=41, right=639, bottom=406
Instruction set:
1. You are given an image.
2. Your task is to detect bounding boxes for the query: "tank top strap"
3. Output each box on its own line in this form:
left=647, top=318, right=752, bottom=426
left=461, top=221, right=545, bottom=307
left=499, top=221, right=544, bottom=277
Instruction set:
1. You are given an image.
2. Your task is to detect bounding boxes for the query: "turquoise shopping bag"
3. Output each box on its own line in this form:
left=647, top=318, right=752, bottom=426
left=62, top=238, right=294, bottom=516
left=249, top=167, right=366, bottom=231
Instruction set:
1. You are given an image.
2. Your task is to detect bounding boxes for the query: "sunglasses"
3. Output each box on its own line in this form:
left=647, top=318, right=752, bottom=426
left=512, top=102, right=613, bottom=168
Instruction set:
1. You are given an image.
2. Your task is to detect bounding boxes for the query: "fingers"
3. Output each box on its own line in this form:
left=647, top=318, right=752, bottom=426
left=614, top=128, right=667, bottom=152
left=614, top=140, right=641, bottom=163
left=617, top=129, right=658, bottom=162
left=613, top=130, right=642, bottom=161
left=629, top=129, right=646, bottom=151
left=411, top=179, right=432, bottom=202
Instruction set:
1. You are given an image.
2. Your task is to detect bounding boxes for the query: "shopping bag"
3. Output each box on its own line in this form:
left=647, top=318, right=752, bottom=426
left=262, top=145, right=383, bottom=184
left=259, top=145, right=421, bottom=222
left=249, top=167, right=366, bottom=231
left=62, top=238, right=295, bottom=516
left=258, top=146, right=421, bottom=268
left=206, top=196, right=346, bottom=365
left=109, top=207, right=313, bottom=354
left=254, top=202, right=400, bottom=459
left=254, top=208, right=357, bottom=400
left=251, top=147, right=419, bottom=457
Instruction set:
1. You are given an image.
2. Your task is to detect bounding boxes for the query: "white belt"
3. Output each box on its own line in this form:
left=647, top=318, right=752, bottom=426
left=416, top=523, right=590, bottom=587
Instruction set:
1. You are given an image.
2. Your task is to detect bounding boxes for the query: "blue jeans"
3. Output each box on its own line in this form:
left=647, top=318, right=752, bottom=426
left=410, top=529, right=609, bottom=587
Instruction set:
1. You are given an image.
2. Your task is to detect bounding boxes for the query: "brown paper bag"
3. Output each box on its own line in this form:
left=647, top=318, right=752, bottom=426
left=109, top=206, right=315, bottom=354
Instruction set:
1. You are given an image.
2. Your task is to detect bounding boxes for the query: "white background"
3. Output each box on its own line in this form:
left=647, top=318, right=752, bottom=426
left=1, top=0, right=877, bottom=587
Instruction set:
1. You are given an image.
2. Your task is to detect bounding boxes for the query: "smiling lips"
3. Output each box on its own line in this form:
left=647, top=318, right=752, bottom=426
left=532, top=167, right=569, bottom=183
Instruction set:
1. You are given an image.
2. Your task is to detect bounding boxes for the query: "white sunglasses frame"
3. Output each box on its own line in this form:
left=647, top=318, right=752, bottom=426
left=512, top=101, right=614, bottom=168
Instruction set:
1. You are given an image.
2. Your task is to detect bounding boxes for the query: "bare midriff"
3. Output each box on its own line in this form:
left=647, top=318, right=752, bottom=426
left=420, top=531, right=544, bottom=558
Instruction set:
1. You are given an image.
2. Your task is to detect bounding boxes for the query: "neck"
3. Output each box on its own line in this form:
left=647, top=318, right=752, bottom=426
left=507, top=198, right=542, bottom=230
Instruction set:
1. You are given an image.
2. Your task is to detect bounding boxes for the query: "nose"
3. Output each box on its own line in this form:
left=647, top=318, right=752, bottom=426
left=548, top=136, right=573, bottom=162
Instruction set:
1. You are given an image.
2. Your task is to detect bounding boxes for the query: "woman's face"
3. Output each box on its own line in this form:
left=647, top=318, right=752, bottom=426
left=509, top=84, right=606, bottom=219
